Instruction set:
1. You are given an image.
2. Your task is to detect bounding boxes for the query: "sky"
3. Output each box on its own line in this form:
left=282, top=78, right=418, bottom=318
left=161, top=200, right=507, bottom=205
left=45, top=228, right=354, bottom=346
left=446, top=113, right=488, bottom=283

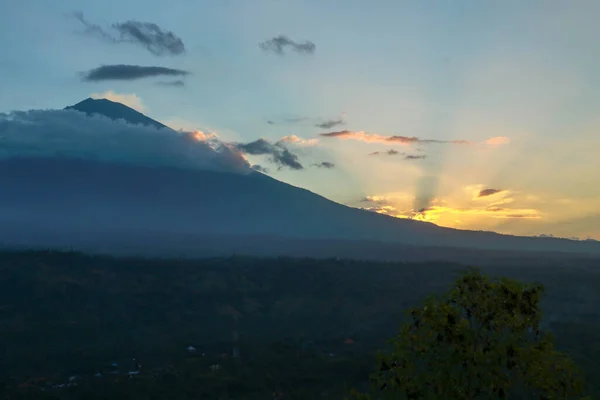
left=1, top=0, right=599, bottom=240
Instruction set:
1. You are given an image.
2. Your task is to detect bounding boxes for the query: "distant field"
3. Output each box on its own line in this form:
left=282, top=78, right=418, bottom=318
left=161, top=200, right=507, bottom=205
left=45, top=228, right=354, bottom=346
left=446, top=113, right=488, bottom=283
left=0, top=250, right=598, bottom=399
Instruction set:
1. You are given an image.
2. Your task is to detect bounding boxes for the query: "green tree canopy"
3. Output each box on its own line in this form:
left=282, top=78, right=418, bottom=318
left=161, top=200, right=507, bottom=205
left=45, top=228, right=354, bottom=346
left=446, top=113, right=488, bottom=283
left=351, top=268, right=590, bottom=400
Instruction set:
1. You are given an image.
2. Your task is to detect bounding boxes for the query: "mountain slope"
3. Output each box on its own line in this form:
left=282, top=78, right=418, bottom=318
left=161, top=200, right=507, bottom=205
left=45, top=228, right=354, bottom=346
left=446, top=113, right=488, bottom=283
left=65, top=98, right=169, bottom=130
left=0, top=99, right=598, bottom=257
left=0, top=156, right=599, bottom=256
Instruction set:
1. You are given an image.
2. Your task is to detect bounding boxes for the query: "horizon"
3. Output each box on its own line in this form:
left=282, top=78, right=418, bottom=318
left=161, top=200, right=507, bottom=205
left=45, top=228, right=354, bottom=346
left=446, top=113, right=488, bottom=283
left=1, top=0, right=599, bottom=240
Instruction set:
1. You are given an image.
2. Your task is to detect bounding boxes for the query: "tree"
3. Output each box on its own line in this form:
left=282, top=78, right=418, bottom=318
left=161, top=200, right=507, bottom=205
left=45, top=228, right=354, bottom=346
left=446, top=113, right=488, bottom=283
left=350, top=268, right=590, bottom=400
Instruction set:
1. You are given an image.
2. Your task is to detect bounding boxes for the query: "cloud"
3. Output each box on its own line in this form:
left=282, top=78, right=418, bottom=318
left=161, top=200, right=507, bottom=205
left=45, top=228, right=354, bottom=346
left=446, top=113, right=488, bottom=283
left=90, top=90, right=146, bottom=113
left=321, top=130, right=509, bottom=148
left=259, top=35, right=316, bottom=55
left=485, top=136, right=510, bottom=146
left=81, top=65, right=189, bottom=81
left=358, top=193, right=541, bottom=223
left=0, top=109, right=250, bottom=175
left=478, top=188, right=504, bottom=198
left=320, top=130, right=470, bottom=145
left=252, top=164, right=269, bottom=174
left=276, top=135, right=318, bottom=147
left=266, top=117, right=309, bottom=125
left=315, top=118, right=345, bottom=129
left=113, top=20, right=185, bottom=56
left=74, top=12, right=185, bottom=56
left=234, top=138, right=303, bottom=170
left=368, top=149, right=425, bottom=159
left=155, top=80, right=185, bottom=87
left=312, top=161, right=335, bottom=169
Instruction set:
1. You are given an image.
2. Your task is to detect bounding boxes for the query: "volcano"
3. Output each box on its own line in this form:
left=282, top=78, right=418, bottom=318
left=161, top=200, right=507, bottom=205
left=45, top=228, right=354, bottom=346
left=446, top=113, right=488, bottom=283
left=1, top=98, right=598, bottom=258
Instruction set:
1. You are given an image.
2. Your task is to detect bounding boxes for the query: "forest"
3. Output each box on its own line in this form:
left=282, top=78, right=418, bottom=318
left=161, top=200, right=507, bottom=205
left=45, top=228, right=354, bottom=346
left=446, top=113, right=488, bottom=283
left=0, top=250, right=599, bottom=399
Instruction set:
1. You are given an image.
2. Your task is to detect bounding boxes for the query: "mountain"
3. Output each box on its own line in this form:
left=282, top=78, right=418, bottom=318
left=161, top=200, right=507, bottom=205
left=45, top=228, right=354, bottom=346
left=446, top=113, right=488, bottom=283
left=1, top=99, right=599, bottom=258
left=65, top=97, right=169, bottom=130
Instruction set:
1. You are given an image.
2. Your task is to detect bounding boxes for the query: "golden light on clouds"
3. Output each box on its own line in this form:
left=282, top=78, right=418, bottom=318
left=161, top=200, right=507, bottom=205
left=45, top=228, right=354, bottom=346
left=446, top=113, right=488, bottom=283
left=485, top=136, right=511, bottom=146
left=320, top=130, right=510, bottom=147
left=355, top=184, right=543, bottom=231
left=191, top=130, right=217, bottom=142
left=277, top=135, right=319, bottom=146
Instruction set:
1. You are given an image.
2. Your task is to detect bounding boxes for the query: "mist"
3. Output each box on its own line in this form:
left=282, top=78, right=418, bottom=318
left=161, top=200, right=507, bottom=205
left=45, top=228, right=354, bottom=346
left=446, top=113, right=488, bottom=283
left=0, top=108, right=251, bottom=174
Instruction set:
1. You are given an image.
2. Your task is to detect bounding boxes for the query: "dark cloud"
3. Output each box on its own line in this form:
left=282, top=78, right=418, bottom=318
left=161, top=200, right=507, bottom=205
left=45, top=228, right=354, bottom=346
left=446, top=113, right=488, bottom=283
left=234, top=138, right=303, bottom=170
left=259, top=35, right=316, bottom=55
left=405, top=154, right=427, bottom=160
left=74, top=12, right=185, bottom=56
left=251, top=164, right=269, bottom=174
left=478, top=188, right=503, bottom=198
left=315, top=119, right=345, bottom=129
left=82, top=65, right=189, bottom=81
left=312, top=161, right=335, bottom=169
left=368, top=149, right=407, bottom=156
left=113, top=21, right=185, bottom=56
left=74, top=11, right=114, bottom=41
left=155, top=80, right=185, bottom=87
left=0, top=109, right=250, bottom=175
left=266, top=117, right=309, bottom=125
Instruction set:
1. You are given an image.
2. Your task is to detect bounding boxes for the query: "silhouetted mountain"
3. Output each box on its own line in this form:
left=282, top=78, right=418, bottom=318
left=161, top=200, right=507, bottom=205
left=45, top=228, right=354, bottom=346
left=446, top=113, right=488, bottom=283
left=65, top=98, right=169, bottom=130
left=1, top=99, right=599, bottom=257
left=1, top=156, right=599, bottom=256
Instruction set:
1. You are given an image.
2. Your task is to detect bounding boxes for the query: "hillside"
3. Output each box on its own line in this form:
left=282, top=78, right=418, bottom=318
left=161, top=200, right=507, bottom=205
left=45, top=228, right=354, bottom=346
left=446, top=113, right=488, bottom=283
left=0, top=250, right=599, bottom=398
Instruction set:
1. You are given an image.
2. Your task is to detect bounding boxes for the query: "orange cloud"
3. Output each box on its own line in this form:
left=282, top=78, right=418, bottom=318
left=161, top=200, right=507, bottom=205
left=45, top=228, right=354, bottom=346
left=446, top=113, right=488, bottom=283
left=357, top=189, right=541, bottom=227
left=321, top=130, right=508, bottom=147
left=190, top=130, right=217, bottom=141
left=277, top=135, right=319, bottom=146
left=485, top=136, right=510, bottom=146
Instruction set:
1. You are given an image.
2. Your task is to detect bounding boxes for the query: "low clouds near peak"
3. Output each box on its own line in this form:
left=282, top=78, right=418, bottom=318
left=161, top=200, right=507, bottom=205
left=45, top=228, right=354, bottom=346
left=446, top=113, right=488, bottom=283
left=81, top=65, right=189, bottom=81
left=0, top=109, right=250, bottom=175
left=234, top=138, right=303, bottom=170
left=259, top=35, right=316, bottom=55
left=74, top=12, right=185, bottom=56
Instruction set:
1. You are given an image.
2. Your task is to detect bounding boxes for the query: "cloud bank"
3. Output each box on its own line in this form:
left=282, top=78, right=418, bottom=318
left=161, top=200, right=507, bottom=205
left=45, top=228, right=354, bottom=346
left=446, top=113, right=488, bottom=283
left=74, top=12, right=185, bottom=56
left=82, top=65, right=189, bottom=81
left=0, top=109, right=250, bottom=174
left=259, top=35, right=316, bottom=55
